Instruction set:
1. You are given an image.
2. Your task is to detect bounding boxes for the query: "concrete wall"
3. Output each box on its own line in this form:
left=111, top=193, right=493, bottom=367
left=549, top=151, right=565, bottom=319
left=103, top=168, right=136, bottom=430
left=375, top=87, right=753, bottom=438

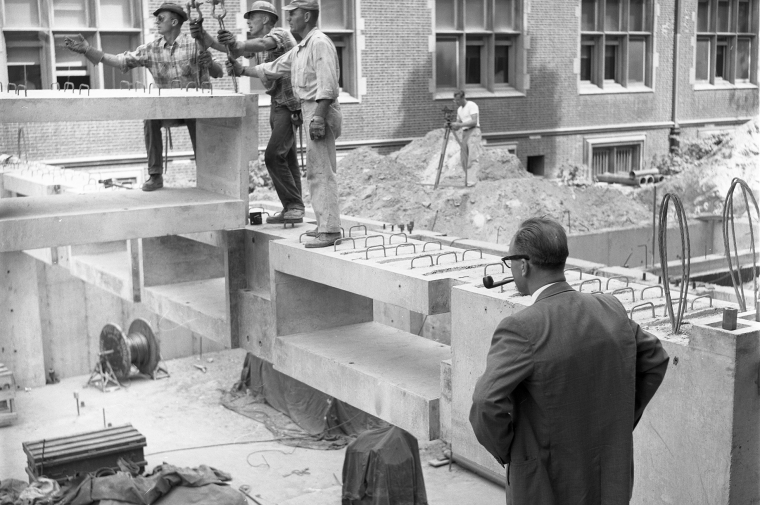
left=0, top=253, right=224, bottom=387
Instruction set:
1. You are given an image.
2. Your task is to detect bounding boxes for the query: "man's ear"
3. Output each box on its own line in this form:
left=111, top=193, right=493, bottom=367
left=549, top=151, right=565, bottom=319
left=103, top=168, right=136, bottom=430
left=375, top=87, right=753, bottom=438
left=172, top=18, right=178, bottom=26
left=304, top=10, right=311, bottom=23
left=520, top=259, right=529, bottom=277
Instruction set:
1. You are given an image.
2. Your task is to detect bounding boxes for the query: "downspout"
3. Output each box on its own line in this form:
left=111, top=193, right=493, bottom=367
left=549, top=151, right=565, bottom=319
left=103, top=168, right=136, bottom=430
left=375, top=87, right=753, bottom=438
left=670, top=0, right=682, bottom=153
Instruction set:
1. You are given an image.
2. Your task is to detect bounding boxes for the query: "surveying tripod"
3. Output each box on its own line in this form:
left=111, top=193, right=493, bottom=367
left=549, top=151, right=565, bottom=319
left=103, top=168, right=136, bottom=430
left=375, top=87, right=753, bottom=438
left=433, top=106, right=463, bottom=189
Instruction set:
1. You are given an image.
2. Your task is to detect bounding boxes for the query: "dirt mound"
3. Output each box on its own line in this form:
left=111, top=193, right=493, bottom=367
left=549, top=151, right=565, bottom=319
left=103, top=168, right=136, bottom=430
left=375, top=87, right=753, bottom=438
left=636, top=119, right=760, bottom=215
left=477, top=147, right=528, bottom=181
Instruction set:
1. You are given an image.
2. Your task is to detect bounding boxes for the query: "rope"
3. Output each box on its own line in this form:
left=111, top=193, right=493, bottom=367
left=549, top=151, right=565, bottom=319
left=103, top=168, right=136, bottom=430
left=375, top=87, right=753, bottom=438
left=721, top=178, right=759, bottom=313
left=658, top=193, right=690, bottom=334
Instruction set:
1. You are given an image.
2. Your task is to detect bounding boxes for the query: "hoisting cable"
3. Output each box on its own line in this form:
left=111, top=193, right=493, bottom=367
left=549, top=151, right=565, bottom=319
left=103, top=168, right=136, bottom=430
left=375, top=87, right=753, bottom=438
left=186, top=0, right=205, bottom=89
left=658, top=193, right=690, bottom=334
left=211, top=0, right=238, bottom=93
left=721, top=178, right=759, bottom=316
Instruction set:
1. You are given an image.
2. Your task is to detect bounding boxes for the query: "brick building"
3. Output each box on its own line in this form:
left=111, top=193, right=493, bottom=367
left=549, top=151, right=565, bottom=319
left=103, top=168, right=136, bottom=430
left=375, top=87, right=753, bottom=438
left=0, top=0, right=757, bottom=177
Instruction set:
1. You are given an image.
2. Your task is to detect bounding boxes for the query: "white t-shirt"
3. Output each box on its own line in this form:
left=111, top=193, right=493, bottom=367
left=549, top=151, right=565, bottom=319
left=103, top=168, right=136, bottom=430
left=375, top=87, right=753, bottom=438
left=457, top=100, right=480, bottom=128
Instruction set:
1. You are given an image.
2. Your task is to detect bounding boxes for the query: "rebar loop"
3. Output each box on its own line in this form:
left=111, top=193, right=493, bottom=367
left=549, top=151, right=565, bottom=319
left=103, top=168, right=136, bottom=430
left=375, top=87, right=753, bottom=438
left=462, top=248, right=483, bottom=261
left=134, top=81, right=146, bottom=92
left=170, top=79, right=182, bottom=89
left=63, top=81, right=75, bottom=92
left=363, top=235, right=385, bottom=248
left=564, top=267, right=583, bottom=279
left=365, top=245, right=387, bottom=259
left=423, top=241, right=443, bottom=252
left=50, top=82, right=59, bottom=90
left=78, top=84, right=89, bottom=96
left=333, top=237, right=356, bottom=251
left=630, top=302, right=656, bottom=320
left=120, top=80, right=131, bottom=90
left=721, top=178, right=759, bottom=314
left=389, top=233, right=408, bottom=244
left=690, top=294, right=713, bottom=310
left=640, top=285, right=664, bottom=300
left=394, top=243, right=416, bottom=255
left=658, top=193, right=691, bottom=334
left=484, top=263, right=505, bottom=276
left=16, top=84, right=26, bottom=97
left=411, top=255, right=435, bottom=269
left=578, top=278, right=601, bottom=292
left=349, top=225, right=367, bottom=237
left=436, top=251, right=458, bottom=265
left=200, top=81, right=213, bottom=94
left=606, top=276, right=629, bottom=290
left=7, top=83, right=16, bottom=93
left=612, top=287, right=636, bottom=302
left=185, top=82, right=197, bottom=91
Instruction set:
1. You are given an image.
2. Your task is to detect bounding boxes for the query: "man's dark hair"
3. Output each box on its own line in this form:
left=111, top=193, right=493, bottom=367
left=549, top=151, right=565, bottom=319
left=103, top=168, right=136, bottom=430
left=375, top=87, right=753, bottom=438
left=513, top=217, right=569, bottom=269
left=306, top=9, right=319, bottom=22
left=454, top=90, right=465, bottom=98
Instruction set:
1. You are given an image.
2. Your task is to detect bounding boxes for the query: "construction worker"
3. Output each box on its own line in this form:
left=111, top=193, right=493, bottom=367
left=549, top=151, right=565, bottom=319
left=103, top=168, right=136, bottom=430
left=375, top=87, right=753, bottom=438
left=191, top=2, right=305, bottom=224
left=450, top=90, right=481, bottom=186
left=228, top=0, right=342, bottom=248
left=63, top=2, right=223, bottom=192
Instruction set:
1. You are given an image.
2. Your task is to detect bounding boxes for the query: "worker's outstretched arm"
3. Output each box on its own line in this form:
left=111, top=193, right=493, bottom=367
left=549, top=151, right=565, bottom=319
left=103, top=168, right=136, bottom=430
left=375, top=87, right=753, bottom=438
left=64, top=34, right=121, bottom=68
left=198, top=50, right=223, bottom=78
left=217, top=30, right=277, bottom=58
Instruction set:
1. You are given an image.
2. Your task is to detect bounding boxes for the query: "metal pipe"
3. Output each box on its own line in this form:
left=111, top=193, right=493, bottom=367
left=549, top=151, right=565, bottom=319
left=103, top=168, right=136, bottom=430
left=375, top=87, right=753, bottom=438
left=670, top=0, right=682, bottom=151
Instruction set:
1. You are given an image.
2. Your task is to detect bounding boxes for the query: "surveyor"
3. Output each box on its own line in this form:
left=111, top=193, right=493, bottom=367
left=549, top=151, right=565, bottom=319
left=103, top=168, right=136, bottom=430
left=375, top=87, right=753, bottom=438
left=449, top=90, right=481, bottom=185
left=63, top=2, right=223, bottom=192
left=470, top=217, right=669, bottom=505
left=227, top=0, right=342, bottom=248
left=191, top=2, right=305, bottom=224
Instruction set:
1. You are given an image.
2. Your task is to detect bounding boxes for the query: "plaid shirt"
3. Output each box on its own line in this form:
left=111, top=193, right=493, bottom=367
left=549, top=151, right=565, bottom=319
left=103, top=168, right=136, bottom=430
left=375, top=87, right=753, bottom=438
left=119, top=33, right=208, bottom=89
left=248, top=28, right=300, bottom=111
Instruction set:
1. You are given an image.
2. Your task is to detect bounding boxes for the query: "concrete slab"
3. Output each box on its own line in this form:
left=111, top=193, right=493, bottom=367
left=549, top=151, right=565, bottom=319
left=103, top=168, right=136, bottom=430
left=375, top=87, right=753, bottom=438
left=269, top=236, right=502, bottom=315
left=69, top=249, right=133, bottom=301
left=0, top=188, right=244, bottom=252
left=274, top=322, right=451, bottom=441
left=143, top=278, right=229, bottom=347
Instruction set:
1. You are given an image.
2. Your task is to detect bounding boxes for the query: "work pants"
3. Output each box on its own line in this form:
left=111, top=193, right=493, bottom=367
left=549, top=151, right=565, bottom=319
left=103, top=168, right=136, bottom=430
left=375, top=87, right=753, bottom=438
left=266, top=103, right=304, bottom=211
left=460, top=127, right=482, bottom=178
left=302, top=100, right=342, bottom=234
left=145, top=119, right=197, bottom=176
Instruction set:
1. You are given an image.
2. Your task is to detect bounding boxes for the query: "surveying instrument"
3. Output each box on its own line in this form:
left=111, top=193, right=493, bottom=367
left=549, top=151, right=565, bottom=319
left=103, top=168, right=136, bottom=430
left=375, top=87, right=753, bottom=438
left=433, top=105, right=461, bottom=189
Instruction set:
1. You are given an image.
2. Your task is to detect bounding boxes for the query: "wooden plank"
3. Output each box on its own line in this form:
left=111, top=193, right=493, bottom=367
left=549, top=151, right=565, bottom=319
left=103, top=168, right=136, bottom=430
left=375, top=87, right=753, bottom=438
left=0, top=90, right=245, bottom=122
left=0, top=188, right=245, bottom=252
left=24, top=425, right=138, bottom=453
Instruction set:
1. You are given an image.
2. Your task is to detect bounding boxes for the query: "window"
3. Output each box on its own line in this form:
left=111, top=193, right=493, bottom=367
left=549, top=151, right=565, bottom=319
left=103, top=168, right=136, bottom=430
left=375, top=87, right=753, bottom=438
left=580, top=0, right=652, bottom=89
left=246, top=0, right=357, bottom=97
left=591, top=144, right=639, bottom=176
left=2, top=0, right=142, bottom=89
left=585, top=135, right=645, bottom=178
left=434, top=0, right=521, bottom=92
left=696, top=0, right=757, bottom=85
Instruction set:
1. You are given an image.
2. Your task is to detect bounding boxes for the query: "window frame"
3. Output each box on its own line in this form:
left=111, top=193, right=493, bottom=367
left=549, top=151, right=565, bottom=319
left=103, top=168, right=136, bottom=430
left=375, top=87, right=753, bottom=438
left=1, top=0, right=143, bottom=89
left=433, top=0, right=522, bottom=94
left=579, top=0, right=654, bottom=91
left=584, top=134, right=646, bottom=179
left=695, top=0, right=758, bottom=86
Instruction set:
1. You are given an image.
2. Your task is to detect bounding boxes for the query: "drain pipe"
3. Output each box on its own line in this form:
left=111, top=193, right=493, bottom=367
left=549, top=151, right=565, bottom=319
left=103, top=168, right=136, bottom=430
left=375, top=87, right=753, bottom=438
left=670, top=0, right=682, bottom=153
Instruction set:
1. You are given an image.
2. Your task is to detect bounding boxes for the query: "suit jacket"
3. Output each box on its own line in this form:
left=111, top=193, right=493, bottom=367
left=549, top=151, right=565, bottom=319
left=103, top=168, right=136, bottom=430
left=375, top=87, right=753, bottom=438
left=469, top=282, right=669, bottom=505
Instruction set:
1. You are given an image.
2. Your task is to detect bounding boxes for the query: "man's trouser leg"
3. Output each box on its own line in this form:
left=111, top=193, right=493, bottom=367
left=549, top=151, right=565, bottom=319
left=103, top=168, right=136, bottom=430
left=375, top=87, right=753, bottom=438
left=145, top=119, right=163, bottom=176
left=466, top=127, right=481, bottom=177
left=265, top=104, right=304, bottom=210
left=302, top=101, right=341, bottom=234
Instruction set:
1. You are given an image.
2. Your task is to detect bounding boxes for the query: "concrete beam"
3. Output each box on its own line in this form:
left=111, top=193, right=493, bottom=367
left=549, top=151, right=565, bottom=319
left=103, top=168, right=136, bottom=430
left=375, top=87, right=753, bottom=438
left=0, top=189, right=244, bottom=252
left=0, top=89, right=246, bottom=122
left=274, top=321, right=450, bottom=441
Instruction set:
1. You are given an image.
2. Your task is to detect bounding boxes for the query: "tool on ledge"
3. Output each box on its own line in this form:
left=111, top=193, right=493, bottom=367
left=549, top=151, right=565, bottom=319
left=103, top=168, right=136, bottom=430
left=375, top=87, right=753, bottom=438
left=483, top=276, right=514, bottom=289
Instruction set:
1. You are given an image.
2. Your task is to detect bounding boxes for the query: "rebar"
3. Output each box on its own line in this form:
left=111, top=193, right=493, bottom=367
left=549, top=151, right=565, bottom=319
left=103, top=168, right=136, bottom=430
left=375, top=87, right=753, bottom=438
left=690, top=294, right=713, bottom=310
left=721, top=178, right=759, bottom=314
left=630, top=302, right=656, bottom=320
left=658, top=193, right=690, bottom=334
left=611, top=287, right=636, bottom=302
left=389, top=233, right=407, bottom=244
left=462, top=249, right=483, bottom=261
left=564, top=267, right=583, bottom=279
left=605, top=276, right=629, bottom=289
left=411, top=255, right=435, bottom=269
left=423, top=241, right=443, bottom=252
left=483, top=263, right=505, bottom=276
left=640, top=285, right=664, bottom=300
left=349, top=225, right=367, bottom=237
left=578, top=278, right=601, bottom=292
left=436, top=251, right=458, bottom=265
left=394, top=243, right=416, bottom=255
left=333, top=237, right=356, bottom=251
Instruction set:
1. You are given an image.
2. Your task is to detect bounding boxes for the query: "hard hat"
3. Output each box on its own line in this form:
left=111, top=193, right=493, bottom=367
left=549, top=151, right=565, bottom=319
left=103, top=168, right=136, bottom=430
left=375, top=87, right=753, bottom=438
left=244, top=1, right=279, bottom=21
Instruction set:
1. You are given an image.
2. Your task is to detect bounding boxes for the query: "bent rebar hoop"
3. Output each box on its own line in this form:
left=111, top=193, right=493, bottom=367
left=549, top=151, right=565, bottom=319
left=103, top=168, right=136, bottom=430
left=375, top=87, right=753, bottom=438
left=658, top=193, right=690, bottom=334
left=722, top=178, right=759, bottom=313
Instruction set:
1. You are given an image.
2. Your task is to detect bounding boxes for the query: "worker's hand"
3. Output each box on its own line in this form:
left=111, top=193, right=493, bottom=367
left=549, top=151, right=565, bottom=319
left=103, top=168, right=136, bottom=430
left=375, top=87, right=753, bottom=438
left=450, top=122, right=462, bottom=131
left=217, top=29, right=241, bottom=51
left=226, top=56, right=244, bottom=77
left=64, top=34, right=90, bottom=54
left=198, top=50, right=213, bottom=68
left=309, top=116, right=326, bottom=141
left=189, top=20, right=204, bottom=40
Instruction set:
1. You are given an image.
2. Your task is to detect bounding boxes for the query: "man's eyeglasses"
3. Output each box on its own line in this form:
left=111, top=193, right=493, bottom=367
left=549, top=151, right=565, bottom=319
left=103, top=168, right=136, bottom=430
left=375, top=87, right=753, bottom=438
left=157, top=15, right=168, bottom=22
left=501, top=254, right=530, bottom=269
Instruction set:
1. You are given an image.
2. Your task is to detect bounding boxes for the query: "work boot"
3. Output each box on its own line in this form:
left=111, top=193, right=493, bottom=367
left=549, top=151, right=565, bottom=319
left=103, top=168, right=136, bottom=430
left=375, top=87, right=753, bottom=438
left=266, top=210, right=287, bottom=224
left=304, top=227, right=318, bottom=237
left=142, top=174, right=163, bottom=191
left=304, top=232, right=341, bottom=248
left=283, top=207, right=305, bottom=223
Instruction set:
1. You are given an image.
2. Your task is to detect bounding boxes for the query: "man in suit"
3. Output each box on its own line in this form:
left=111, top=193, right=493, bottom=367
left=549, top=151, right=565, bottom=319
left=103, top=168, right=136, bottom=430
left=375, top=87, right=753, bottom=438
left=470, top=217, right=669, bottom=504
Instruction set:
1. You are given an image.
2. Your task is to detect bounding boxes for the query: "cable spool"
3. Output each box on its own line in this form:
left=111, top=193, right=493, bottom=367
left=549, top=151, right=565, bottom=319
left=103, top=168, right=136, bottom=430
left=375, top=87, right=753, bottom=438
left=99, top=319, right=161, bottom=380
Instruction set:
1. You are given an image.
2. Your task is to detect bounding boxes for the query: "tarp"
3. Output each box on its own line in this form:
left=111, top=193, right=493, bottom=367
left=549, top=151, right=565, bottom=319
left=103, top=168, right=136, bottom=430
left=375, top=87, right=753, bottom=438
left=341, top=426, right=428, bottom=505
left=223, top=353, right=387, bottom=449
